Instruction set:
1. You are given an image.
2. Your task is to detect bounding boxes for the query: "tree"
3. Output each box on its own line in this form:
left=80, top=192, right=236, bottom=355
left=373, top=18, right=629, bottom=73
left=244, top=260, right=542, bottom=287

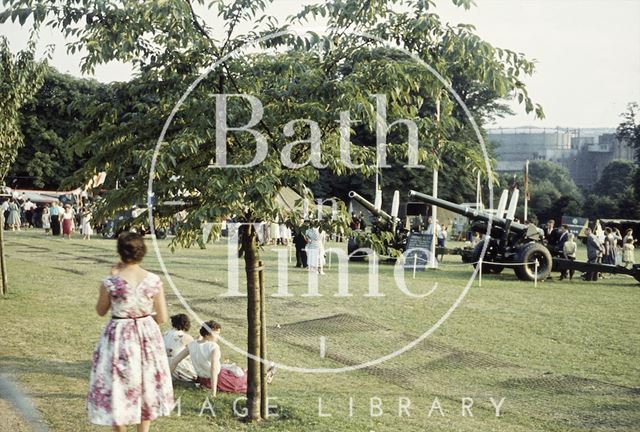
left=616, top=102, right=640, bottom=209
left=616, top=102, right=640, bottom=161
left=3, top=0, right=543, bottom=419
left=0, top=36, right=47, bottom=295
left=8, top=67, right=108, bottom=189
left=592, top=159, right=636, bottom=196
left=584, top=160, right=637, bottom=219
left=500, top=160, right=583, bottom=224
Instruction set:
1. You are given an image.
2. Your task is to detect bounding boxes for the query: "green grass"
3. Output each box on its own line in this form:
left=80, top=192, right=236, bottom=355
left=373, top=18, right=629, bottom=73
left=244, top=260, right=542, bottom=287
left=0, top=230, right=638, bottom=431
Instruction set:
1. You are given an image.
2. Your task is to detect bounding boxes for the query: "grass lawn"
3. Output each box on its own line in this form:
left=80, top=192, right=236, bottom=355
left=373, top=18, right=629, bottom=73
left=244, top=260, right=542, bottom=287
left=0, top=230, right=638, bottom=431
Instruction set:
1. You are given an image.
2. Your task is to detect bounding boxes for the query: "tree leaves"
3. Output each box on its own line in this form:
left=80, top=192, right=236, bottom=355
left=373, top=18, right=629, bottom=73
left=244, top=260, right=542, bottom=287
left=0, top=36, right=46, bottom=183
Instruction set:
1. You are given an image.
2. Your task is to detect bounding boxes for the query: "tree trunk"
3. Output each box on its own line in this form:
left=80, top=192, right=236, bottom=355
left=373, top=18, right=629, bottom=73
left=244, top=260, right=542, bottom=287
left=243, top=224, right=262, bottom=421
left=0, top=212, right=7, bottom=295
left=259, top=261, right=267, bottom=419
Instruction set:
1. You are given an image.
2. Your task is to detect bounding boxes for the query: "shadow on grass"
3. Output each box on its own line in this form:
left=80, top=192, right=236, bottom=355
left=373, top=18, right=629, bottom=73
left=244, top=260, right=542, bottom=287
left=0, top=356, right=90, bottom=381
left=499, top=374, right=640, bottom=396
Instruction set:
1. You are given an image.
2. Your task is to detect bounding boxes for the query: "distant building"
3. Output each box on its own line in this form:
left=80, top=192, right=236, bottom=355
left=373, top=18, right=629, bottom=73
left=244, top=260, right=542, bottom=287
left=488, top=128, right=634, bottom=188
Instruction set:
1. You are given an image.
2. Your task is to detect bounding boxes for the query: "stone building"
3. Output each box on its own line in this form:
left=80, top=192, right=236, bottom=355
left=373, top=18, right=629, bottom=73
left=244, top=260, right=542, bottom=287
left=488, top=128, right=634, bottom=188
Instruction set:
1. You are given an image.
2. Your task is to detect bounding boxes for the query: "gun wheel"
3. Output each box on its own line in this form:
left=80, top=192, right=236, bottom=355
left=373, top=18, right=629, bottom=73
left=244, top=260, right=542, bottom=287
left=514, top=242, right=552, bottom=281
left=472, top=239, right=504, bottom=274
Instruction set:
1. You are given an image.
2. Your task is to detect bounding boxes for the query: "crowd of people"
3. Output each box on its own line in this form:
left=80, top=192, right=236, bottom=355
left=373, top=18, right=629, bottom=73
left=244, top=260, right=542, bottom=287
left=542, top=219, right=636, bottom=282
left=223, top=218, right=332, bottom=275
left=1, top=197, right=93, bottom=239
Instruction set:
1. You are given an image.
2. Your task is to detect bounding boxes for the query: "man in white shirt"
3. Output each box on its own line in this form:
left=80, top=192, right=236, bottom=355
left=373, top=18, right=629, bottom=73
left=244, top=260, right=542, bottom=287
left=22, top=199, right=36, bottom=228
left=1, top=199, right=9, bottom=229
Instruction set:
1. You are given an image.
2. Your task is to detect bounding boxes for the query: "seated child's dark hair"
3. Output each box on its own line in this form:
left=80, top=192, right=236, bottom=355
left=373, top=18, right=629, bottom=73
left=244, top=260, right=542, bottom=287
left=200, top=320, right=221, bottom=337
left=170, top=313, right=190, bottom=331
left=117, top=231, right=146, bottom=263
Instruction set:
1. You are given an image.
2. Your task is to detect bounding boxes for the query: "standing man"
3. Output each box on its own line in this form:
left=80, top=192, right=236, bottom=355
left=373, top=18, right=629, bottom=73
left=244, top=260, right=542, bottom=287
left=584, top=227, right=605, bottom=282
left=22, top=198, right=36, bottom=228
left=544, top=219, right=558, bottom=245
left=293, top=226, right=308, bottom=268
left=50, top=201, right=61, bottom=236
left=1, top=198, right=9, bottom=230
left=556, top=224, right=570, bottom=254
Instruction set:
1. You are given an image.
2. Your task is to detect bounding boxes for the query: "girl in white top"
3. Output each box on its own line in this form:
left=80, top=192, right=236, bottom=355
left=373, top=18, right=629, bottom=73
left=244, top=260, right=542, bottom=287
left=305, top=224, right=327, bottom=274
left=623, top=237, right=635, bottom=268
left=41, top=207, right=51, bottom=234
left=318, top=229, right=326, bottom=275
left=81, top=208, right=93, bottom=240
left=163, top=313, right=197, bottom=382
left=171, top=320, right=222, bottom=398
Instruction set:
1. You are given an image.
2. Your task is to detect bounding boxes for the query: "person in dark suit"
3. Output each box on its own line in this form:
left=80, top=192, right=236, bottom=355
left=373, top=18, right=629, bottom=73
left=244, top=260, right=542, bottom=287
left=544, top=219, right=558, bottom=245
left=293, top=226, right=308, bottom=268
left=584, top=227, right=605, bottom=281
left=556, top=224, right=570, bottom=251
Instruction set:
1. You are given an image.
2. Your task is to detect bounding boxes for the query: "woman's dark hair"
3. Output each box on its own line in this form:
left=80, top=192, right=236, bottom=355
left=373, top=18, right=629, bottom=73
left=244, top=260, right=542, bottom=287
left=170, top=313, right=191, bottom=331
left=117, top=231, right=146, bottom=264
left=199, top=320, right=221, bottom=337
left=605, top=227, right=612, bottom=234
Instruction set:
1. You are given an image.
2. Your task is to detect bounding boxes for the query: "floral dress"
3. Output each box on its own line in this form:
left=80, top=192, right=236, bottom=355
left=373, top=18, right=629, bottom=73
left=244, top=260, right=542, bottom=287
left=87, top=272, right=174, bottom=426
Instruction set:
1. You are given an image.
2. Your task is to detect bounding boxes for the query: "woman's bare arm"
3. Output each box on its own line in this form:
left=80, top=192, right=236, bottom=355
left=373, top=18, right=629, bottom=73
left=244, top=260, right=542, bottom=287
left=209, top=348, right=221, bottom=398
left=170, top=347, right=190, bottom=373
left=95, top=285, right=110, bottom=316
left=153, top=284, right=168, bottom=325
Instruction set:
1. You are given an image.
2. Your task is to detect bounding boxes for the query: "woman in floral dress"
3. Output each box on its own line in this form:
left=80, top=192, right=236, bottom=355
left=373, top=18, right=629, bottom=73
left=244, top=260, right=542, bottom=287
left=87, top=232, right=174, bottom=431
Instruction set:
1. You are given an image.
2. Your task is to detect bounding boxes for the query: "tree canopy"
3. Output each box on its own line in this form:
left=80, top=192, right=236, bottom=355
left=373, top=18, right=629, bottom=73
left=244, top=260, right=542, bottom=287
left=0, top=35, right=47, bottom=183
left=8, top=66, right=108, bottom=189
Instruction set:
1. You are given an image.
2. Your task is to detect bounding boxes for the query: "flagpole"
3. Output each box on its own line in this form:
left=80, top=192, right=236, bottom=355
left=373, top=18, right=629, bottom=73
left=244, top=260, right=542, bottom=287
left=476, top=171, right=481, bottom=209
left=524, top=160, right=529, bottom=222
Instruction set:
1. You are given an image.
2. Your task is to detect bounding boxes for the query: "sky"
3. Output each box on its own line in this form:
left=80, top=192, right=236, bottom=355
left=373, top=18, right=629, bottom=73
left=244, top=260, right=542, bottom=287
left=1, top=0, right=639, bottom=129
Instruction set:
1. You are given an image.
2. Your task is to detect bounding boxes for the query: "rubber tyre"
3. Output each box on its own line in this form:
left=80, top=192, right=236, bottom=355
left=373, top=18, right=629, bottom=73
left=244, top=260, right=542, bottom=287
left=514, top=242, right=552, bottom=282
left=472, top=239, right=504, bottom=274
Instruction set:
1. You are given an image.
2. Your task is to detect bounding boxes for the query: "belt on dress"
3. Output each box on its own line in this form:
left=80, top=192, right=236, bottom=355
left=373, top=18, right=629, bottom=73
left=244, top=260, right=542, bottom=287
left=111, top=314, right=151, bottom=320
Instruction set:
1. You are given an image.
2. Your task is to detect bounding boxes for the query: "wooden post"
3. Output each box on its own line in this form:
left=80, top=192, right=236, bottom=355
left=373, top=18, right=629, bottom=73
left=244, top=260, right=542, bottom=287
left=430, top=168, right=438, bottom=269
left=259, top=260, right=267, bottom=420
left=412, top=254, right=417, bottom=279
left=244, top=225, right=261, bottom=421
left=430, top=96, right=441, bottom=269
left=0, top=212, right=7, bottom=295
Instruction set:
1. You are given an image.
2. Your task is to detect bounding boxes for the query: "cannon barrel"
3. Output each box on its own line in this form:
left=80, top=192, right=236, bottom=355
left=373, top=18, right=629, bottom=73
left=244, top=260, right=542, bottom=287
left=348, top=191, right=398, bottom=223
left=408, top=190, right=529, bottom=233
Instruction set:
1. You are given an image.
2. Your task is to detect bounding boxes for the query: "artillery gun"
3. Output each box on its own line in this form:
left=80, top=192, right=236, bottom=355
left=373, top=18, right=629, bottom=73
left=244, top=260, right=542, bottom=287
left=348, top=191, right=406, bottom=259
left=408, top=189, right=551, bottom=281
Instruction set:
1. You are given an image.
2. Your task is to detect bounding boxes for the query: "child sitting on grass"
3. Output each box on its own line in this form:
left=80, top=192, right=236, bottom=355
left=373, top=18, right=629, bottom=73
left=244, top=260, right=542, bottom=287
left=163, top=313, right=197, bottom=382
left=169, top=321, right=277, bottom=398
